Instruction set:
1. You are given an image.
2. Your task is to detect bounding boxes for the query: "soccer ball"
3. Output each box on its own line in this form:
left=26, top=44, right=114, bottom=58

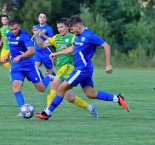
left=20, top=104, right=35, bottom=119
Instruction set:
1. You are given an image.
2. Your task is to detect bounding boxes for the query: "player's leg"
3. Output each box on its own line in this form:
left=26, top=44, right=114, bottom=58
left=64, top=90, right=98, bottom=118
left=27, top=68, right=52, bottom=92
left=35, top=80, right=71, bottom=120
left=46, top=64, right=73, bottom=106
left=83, top=85, right=129, bottom=112
left=10, top=70, right=25, bottom=108
left=47, top=78, right=61, bottom=106
left=1, top=49, right=10, bottom=69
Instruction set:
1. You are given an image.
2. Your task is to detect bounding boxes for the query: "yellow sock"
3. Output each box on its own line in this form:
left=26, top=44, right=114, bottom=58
left=3, top=62, right=11, bottom=70
left=73, top=96, right=89, bottom=109
left=47, top=89, right=57, bottom=106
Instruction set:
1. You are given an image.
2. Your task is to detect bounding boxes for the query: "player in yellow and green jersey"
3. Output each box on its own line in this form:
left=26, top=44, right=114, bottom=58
left=32, top=18, right=98, bottom=118
left=0, top=14, right=11, bottom=69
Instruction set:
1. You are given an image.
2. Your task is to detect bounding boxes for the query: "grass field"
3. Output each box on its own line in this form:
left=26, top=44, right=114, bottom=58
left=0, top=65, right=155, bottom=145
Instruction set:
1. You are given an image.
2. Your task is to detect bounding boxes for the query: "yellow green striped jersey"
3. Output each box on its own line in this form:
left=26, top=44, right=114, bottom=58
left=0, top=26, right=10, bottom=50
left=48, top=33, right=75, bottom=70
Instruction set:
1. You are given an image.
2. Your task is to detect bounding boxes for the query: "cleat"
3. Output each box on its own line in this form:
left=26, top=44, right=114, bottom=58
left=89, top=104, right=98, bottom=119
left=117, top=94, right=129, bottom=112
left=35, top=111, right=50, bottom=120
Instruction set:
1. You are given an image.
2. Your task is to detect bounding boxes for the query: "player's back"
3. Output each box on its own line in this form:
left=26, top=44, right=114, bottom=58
left=73, top=29, right=104, bottom=69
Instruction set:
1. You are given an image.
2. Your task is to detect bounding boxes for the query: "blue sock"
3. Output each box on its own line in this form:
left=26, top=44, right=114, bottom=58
left=14, top=91, right=25, bottom=107
left=42, top=76, right=50, bottom=88
left=48, top=95, right=64, bottom=112
left=97, top=90, right=114, bottom=101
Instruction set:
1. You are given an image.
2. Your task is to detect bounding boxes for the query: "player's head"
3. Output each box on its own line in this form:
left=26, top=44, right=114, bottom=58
left=1, top=14, right=8, bottom=26
left=38, top=11, right=47, bottom=25
left=67, top=15, right=83, bottom=35
left=56, top=18, right=69, bottom=36
left=8, top=19, right=20, bottom=36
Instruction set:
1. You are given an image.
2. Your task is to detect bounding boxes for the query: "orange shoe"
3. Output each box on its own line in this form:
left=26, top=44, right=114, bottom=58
left=35, top=111, right=50, bottom=120
left=117, top=94, right=129, bottom=112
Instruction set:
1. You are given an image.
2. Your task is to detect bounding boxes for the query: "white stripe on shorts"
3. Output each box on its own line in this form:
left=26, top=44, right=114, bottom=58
left=35, top=66, right=42, bottom=81
left=68, top=70, right=81, bottom=84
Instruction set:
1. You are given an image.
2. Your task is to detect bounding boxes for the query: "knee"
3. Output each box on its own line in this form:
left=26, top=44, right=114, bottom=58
left=37, top=87, right=45, bottom=92
left=85, top=91, right=97, bottom=99
left=66, top=96, right=74, bottom=103
left=12, top=81, right=22, bottom=92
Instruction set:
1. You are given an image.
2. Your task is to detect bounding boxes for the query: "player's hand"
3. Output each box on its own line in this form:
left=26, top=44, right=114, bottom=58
left=106, top=64, right=112, bottom=74
left=49, top=53, right=58, bottom=59
left=13, top=56, right=21, bottom=62
left=32, top=26, right=40, bottom=36
left=1, top=56, right=9, bottom=63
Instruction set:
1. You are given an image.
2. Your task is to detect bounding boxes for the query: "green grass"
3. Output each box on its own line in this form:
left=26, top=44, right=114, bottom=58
left=0, top=65, right=155, bottom=145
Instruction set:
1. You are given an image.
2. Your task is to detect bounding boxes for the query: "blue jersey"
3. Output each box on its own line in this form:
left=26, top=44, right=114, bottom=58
left=73, top=29, right=104, bottom=69
left=34, top=24, right=54, bottom=52
left=7, top=29, right=35, bottom=71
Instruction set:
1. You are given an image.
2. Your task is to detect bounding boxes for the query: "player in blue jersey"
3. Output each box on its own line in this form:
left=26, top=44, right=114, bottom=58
left=32, top=11, right=55, bottom=77
left=2, top=19, right=53, bottom=115
left=36, top=15, right=129, bottom=120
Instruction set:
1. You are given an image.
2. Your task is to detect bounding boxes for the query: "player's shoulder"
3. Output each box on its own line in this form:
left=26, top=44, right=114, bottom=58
left=19, top=29, right=31, bottom=38
left=45, top=24, right=53, bottom=29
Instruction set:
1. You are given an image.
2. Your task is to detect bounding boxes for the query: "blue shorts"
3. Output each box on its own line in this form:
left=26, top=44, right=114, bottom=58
left=10, top=66, right=43, bottom=83
left=66, top=67, right=94, bottom=88
left=33, top=48, right=54, bottom=69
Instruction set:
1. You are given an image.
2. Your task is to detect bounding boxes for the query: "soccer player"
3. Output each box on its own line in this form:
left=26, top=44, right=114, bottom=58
left=36, top=15, right=129, bottom=121
left=0, top=14, right=11, bottom=69
left=2, top=19, right=53, bottom=115
left=32, top=18, right=98, bottom=118
left=32, top=11, right=55, bottom=77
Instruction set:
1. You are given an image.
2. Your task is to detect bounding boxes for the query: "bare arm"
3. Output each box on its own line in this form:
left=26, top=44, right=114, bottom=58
left=13, top=46, right=35, bottom=62
left=49, top=45, right=74, bottom=59
left=101, top=42, right=112, bottom=74
left=39, top=31, right=50, bottom=40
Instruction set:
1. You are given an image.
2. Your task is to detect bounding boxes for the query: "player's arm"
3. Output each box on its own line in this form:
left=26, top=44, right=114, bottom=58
left=1, top=51, right=10, bottom=63
left=13, top=46, right=35, bottom=62
left=101, top=42, right=112, bottom=74
left=39, top=31, right=49, bottom=40
left=32, top=27, right=51, bottom=48
left=49, top=45, right=74, bottom=59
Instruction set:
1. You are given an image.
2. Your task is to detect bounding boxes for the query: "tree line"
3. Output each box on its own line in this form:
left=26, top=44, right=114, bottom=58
left=0, top=0, right=155, bottom=67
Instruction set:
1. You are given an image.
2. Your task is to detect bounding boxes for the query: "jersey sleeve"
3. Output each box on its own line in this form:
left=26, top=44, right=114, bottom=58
left=23, top=33, right=34, bottom=48
left=71, top=35, right=75, bottom=44
left=89, top=33, right=105, bottom=46
left=48, top=35, right=56, bottom=47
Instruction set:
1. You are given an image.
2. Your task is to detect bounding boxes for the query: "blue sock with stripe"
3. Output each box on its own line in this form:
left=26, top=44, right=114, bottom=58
left=14, top=91, right=25, bottom=107
left=48, top=95, right=64, bottom=112
left=97, top=90, right=114, bottom=101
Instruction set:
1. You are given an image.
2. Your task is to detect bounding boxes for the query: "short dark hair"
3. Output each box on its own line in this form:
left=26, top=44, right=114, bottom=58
left=67, top=15, right=82, bottom=28
left=56, top=18, right=68, bottom=26
left=1, top=14, right=8, bottom=19
left=8, top=19, right=19, bottom=26
left=38, top=11, right=47, bottom=17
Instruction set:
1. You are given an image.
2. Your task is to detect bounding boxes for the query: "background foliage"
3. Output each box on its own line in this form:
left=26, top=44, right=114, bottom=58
left=0, top=0, right=155, bottom=67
